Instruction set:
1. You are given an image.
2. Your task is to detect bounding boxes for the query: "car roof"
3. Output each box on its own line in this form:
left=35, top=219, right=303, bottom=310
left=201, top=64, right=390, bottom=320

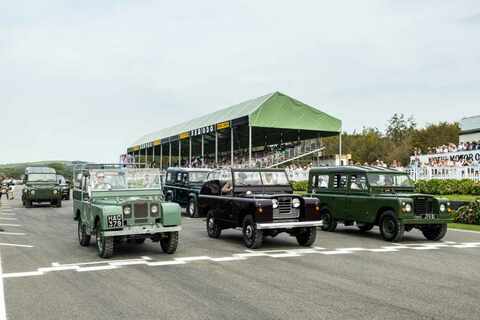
left=309, top=166, right=406, bottom=175
left=25, top=167, right=56, bottom=174
left=231, top=168, right=286, bottom=173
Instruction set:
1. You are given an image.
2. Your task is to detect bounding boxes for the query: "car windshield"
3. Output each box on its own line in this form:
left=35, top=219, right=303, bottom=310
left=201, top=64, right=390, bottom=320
left=189, top=172, right=209, bottom=183
left=367, top=173, right=414, bottom=188
left=28, top=174, right=57, bottom=182
left=90, top=169, right=162, bottom=191
left=234, top=171, right=262, bottom=186
left=261, top=171, right=289, bottom=185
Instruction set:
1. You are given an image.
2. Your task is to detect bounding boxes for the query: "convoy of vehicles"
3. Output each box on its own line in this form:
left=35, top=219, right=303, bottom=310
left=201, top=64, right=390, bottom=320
left=197, top=168, right=323, bottom=248
left=22, top=167, right=62, bottom=208
left=56, top=175, right=71, bottom=200
left=307, top=166, right=453, bottom=242
left=73, top=164, right=181, bottom=258
left=163, top=168, right=211, bottom=217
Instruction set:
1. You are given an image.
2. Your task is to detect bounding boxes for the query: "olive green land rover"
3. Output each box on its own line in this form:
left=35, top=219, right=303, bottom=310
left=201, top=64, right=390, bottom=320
left=73, top=165, right=181, bottom=258
left=22, top=167, right=62, bottom=208
left=308, top=166, right=453, bottom=242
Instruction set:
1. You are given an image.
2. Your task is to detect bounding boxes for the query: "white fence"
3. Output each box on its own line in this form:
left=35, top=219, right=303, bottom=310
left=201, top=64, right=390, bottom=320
left=409, top=166, right=480, bottom=181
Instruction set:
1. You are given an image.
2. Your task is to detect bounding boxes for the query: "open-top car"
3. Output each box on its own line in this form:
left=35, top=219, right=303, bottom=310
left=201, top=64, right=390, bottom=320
left=307, top=166, right=453, bottom=242
left=163, top=168, right=212, bottom=217
left=73, top=164, right=181, bottom=258
left=22, top=167, right=62, bottom=208
left=198, top=168, right=322, bottom=248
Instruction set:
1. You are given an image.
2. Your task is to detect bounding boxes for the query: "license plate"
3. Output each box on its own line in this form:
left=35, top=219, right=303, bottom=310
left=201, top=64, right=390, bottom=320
left=107, top=215, right=123, bottom=228
left=424, top=214, right=435, bottom=219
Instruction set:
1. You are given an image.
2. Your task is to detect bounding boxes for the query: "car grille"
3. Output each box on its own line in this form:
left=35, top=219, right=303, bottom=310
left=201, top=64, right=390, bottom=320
left=273, top=197, right=300, bottom=220
left=134, top=203, right=148, bottom=218
left=414, top=197, right=433, bottom=215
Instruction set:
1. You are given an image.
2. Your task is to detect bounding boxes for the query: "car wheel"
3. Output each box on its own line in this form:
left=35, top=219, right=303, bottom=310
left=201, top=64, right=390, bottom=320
left=78, top=218, right=91, bottom=247
left=25, top=200, right=32, bottom=208
left=242, top=215, right=263, bottom=249
left=421, top=224, right=448, bottom=241
left=160, top=231, right=179, bottom=254
left=206, top=211, right=221, bottom=238
left=135, top=238, right=146, bottom=244
left=357, top=223, right=374, bottom=232
left=379, top=211, right=404, bottom=242
left=96, top=225, right=114, bottom=258
left=188, top=197, right=198, bottom=218
left=296, top=227, right=317, bottom=246
left=56, top=200, right=62, bottom=208
left=320, top=210, right=337, bottom=232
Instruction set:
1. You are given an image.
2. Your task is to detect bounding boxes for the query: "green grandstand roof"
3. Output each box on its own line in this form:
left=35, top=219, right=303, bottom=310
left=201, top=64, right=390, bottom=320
left=131, top=91, right=341, bottom=148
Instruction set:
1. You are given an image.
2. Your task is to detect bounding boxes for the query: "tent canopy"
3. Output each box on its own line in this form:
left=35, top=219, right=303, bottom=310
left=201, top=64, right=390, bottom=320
left=130, top=91, right=341, bottom=150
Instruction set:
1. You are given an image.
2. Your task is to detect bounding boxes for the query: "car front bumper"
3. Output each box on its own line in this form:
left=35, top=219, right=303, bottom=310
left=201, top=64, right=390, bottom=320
left=401, top=218, right=453, bottom=225
left=102, top=224, right=182, bottom=236
left=256, top=220, right=324, bottom=230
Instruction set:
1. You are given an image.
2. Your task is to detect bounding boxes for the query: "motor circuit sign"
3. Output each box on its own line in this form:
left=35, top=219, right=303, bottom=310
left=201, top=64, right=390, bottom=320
left=412, top=150, right=480, bottom=163
left=190, top=125, right=215, bottom=137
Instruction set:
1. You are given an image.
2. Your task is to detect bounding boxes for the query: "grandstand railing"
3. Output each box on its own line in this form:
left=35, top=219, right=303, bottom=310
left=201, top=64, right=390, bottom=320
left=250, top=140, right=323, bottom=168
left=408, top=165, right=480, bottom=181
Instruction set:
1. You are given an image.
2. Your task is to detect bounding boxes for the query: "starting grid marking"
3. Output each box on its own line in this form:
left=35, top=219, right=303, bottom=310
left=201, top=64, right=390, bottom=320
left=2, top=241, right=480, bottom=279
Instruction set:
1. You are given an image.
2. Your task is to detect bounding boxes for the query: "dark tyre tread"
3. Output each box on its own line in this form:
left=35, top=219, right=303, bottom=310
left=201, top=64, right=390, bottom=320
left=379, top=211, right=404, bottom=242
left=320, top=210, right=337, bottom=232
left=78, top=219, right=91, bottom=247
left=296, top=227, right=317, bottom=246
left=242, top=215, right=263, bottom=249
left=96, top=226, right=114, bottom=258
left=188, top=197, right=198, bottom=218
left=206, top=211, right=222, bottom=238
left=160, top=231, right=179, bottom=254
left=421, top=224, right=448, bottom=241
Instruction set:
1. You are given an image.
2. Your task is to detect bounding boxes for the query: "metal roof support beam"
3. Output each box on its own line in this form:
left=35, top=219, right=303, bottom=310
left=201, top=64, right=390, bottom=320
left=249, top=124, right=252, bottom=167
left=201, top=135, right=204, bottom=167
left=231, top=126, right=234, bottom=167
left=145, top=147, right=148, bottom=168
left=189, top=137, right=192, bottom=167
left=339, top=132, right=343, bottom=166
left=215, top=131, right=218, bottom=167
left=160, top=144, right=163, bottom=170
left=152, top=146, right=155, bottom=168
left=169, top=142, right=172, bottom=168
left=178, top=140, right=181, bottom=167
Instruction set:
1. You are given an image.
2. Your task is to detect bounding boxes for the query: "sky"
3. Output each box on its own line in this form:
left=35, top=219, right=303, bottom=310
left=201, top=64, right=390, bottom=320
left=1, top=0, right=479, bottom=164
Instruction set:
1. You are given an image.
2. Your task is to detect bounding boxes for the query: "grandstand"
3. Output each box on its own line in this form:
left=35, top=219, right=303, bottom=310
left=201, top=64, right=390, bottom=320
left=126, top=92, right=342, bottom=171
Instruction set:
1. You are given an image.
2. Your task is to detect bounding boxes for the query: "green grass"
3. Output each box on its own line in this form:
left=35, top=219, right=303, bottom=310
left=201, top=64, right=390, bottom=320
left=448, top=223, right=480, bottom=232
left=440, top=194, right=479, bottom=202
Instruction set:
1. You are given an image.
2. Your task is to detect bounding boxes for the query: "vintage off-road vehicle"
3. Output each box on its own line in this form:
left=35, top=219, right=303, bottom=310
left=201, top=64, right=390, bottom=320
left=22, top=167, right=62, bottom=208
left=307, top=166, right=453, bottom=242
left=56, top=175, right=70, bottom=200
left=163, top=168, right=212, bottom=217
left=198, top=168, right=323, bottom=248
left=73, top=164, right=181, bottom=258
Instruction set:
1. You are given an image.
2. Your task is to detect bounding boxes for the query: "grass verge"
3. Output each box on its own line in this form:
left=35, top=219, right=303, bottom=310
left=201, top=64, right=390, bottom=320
left=448, top=223, right=480, bottom=232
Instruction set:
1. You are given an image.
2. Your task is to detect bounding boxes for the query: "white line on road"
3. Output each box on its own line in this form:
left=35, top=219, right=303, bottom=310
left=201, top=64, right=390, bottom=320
left=0, top=243, right=33, bottom=248
left=0, top=251, right=7, bottom=320
left=0, top=225, right=21, bottom=228
left=0, top=219, right=16, bottom=221
left=0, top=233, right=25, bottom=236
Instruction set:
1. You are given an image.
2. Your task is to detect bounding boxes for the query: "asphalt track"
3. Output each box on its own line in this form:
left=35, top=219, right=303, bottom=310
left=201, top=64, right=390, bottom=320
left=1, top=190, right=480, bottom=320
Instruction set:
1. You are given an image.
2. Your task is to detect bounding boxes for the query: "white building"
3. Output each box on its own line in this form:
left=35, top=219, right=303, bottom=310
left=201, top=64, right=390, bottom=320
left=460, top=115, right=480, bottom=143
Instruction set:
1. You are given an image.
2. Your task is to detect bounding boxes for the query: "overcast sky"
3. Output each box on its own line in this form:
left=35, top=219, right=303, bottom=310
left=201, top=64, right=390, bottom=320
left=1, top=0, right=479, bottom=164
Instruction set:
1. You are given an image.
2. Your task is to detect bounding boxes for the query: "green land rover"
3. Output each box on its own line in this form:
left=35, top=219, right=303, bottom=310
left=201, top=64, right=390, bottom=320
left=22, top=167, right=62, bottom=208
left=73, top=165, right=182, bottom=258
left=308, top=166, right=453, bottom=242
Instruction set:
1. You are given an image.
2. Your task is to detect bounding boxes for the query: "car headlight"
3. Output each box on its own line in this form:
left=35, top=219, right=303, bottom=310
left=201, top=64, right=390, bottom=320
left=123, top=206, right=131, bottom=216
left=272, top=199, right=279, bottom=209
left=292, top=198, right=301, bottom=208
left=404, top=203, right=412, bottom=213
left=151, top=204, right=159, bottom=214
left=30, top=190, right=35, bottom=195
left=440, top=204, right=446, bottom=212
left=53, top=190, right=58, bottom=195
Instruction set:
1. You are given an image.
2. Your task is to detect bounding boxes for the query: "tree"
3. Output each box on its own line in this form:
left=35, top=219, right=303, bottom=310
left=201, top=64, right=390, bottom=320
left=386, top=113, right=416, bottom=144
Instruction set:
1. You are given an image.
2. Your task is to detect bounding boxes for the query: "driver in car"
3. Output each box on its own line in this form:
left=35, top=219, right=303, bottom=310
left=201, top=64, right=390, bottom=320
left=94, top=172, right=111, bottom=190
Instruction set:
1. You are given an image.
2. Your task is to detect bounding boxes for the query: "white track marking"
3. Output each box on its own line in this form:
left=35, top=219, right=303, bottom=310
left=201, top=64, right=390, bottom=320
left=0, top=251, right=7, bottom=320
left=2, top=242, right=480, bottom=279
left=0, top=225, right=20, bottom=228
left=0, top=233, right=25, bottom=236
left=0, top=243, right=33, bottom=248
left=0, top=219, right=16, bottom=221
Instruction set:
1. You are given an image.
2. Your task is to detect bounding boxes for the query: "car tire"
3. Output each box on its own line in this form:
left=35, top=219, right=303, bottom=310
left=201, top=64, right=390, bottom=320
left=160, top=231, right=179, bottom=254
left=206, top=211, right=221, bottom=238
left=135, top=238, right=146, bottom=244
left=25, top=200, right=32, bottom=208
left=188, top=197, right=198, bottom=218
left=320, top=210, right=337, bottom=232
left=357, top=223, right=374, bottom=232
left=242, top=215, right=263, bottom=249
left=421, top=224, right=448, bottom=241
left=78, top=218, right=91, bottom=247
left=379, top=211, right=404, bottom=242
left=56, top=200, right=62, bottom=208
left=296, top=227, right=317, bottom=246
left=96, top=225, right=114, bottom=258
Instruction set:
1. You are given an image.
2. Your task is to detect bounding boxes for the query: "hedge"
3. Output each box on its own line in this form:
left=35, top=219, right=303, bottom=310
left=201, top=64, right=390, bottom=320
left=414, top=179, right=480, bottom=195
left=453, top=201, right=480, bottom=225
left=292, top=181, right=308, bottom=192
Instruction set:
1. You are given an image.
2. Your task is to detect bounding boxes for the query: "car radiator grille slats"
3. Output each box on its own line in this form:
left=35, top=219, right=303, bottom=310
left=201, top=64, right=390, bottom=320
left=134, top=203, right=148, bottom=218
left=273, top=197, right=300, bottom=220
left=414, top=198, right=433, bottom=215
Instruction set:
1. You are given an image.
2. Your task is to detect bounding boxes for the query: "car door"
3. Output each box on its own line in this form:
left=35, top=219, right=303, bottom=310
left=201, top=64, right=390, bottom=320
left=331, top=173, right=348, bottom=220
left=81, top=175, right=92, bottom=230
left=346, top=174, right=370, bottom=223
